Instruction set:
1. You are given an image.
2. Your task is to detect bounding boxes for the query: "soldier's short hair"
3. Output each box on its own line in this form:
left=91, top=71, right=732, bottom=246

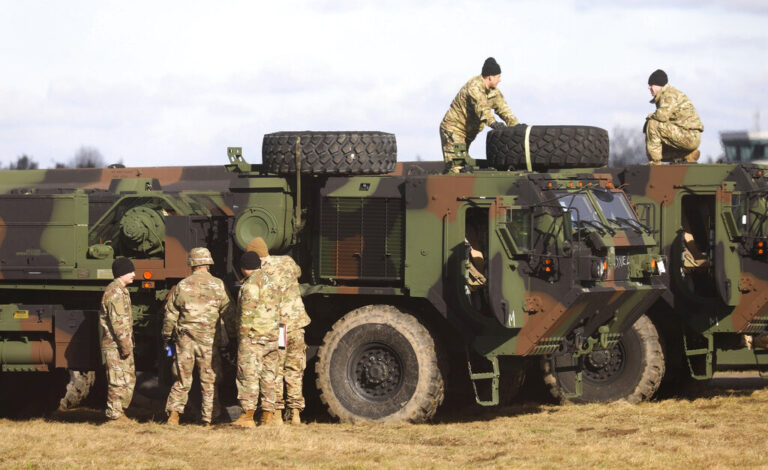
left=188, top=247, right=214, bottom=266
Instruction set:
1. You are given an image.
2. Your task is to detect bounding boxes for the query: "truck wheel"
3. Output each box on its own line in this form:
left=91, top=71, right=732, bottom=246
left=315, top=305, right=444, bottom=423
left=59, top=370, right=96, bottom=410
left=262, top=131, right=397, bottom=175
left=542, top=314, right=664, bottom=404
left=486, top=125, right=609, bottom=171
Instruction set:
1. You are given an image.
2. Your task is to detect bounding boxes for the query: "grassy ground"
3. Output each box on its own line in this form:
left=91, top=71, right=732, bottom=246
left=1, top=373, right=767, bottom=469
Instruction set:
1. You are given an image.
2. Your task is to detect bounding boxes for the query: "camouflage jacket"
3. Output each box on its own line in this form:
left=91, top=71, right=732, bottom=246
left=649, top=84, right=704, bottom=131
left=162, top=270, right=234, bottom=347
left=238, top=269, right=280, bottom=340
left=261, top=255, right=311, bottom=329
left=99, top=279, right=134, bottom=354
left=440, top=75, right=519, bottom=137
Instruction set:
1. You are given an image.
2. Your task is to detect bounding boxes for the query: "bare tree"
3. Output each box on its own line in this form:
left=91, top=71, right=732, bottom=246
left=609, top=125, right=647, bottom=167
left=72, top=146, right=105, bottom=168
left=8, top=154, right=38, bottom=170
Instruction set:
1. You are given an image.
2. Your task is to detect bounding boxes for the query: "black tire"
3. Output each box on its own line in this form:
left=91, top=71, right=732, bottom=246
left=542, top=314, right=664, bottom=404
left=262, top=131, right=397, bottom=175
left=58, top=370, right=96, bottom=410
left=315, top=305, right=444, bottom=423
left=486, top=125, right=609, bottom=171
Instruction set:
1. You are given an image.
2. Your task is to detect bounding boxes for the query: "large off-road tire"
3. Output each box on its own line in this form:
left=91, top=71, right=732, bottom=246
left=315, top=305, right=444, bottom=423
left=262, top=131, right=397, bottom=175
left=58, top=370, right=96, bottom=410
left=486, top=125, right=609, bottom=171
left=542, top=314, right=664, bottom=404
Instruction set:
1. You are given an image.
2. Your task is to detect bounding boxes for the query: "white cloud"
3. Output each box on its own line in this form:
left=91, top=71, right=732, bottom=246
left=0, top=1, right=766, bottom=167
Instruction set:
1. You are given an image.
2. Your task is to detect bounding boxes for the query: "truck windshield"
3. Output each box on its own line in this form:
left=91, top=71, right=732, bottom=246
left=592, top=190, right=637, bottom=221
left=555, top=192, right=601, bottom=226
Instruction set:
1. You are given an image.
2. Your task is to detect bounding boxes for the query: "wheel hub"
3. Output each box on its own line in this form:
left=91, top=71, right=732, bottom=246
left=352, top=345, right=402, bottom=400
left=583, top=344, right=626, bottom=382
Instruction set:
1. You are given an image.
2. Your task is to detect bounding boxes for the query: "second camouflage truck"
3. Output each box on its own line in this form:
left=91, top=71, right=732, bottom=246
left=541, top=162, right=768, bottom=403
left=0, top=128, right=664, bottom=422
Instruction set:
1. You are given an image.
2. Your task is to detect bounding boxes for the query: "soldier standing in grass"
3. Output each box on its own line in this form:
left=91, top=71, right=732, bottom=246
left=163, top=247, right=234, bottom=426
left=249, top=237, right=310, bottom=425
left=232, top=251, right=281, bottom=427
left=439, top=57, right=520, bottom=163
left=100, top=257, right=137, bottom=423
left=645, top=69, right=704, bottom=165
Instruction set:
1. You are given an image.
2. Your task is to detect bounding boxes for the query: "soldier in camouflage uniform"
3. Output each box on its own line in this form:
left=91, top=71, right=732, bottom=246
left=645, top=69, right=704, bottom=165
left=232, top=251, right=281, bottom=427
left=99, top=257, right=136, bottom=422
left=440, top=57, right=520, bottom=163
left=250, top=237, right=310, bottom=424
left=162, top=247, right=234, bottom=425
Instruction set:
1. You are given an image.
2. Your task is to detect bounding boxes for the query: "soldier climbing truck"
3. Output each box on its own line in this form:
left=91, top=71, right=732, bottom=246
left=0, top=127, right=665, bottom=423
left=540, top=162, right=768, bottom=403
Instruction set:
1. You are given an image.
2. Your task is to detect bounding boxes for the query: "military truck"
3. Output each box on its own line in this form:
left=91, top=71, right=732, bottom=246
left=0, top=128, right=665, bottom=422
left=540, top=163, right=768, bottom=402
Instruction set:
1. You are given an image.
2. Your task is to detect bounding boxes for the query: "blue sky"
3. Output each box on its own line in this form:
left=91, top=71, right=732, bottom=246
left=1, top=0, right=766, bottom=167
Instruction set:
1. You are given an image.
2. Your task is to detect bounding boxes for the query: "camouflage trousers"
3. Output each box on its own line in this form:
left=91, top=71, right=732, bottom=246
left=165, top=334, right=222, bottom=423
left=237, top=335, right=279, bottom=412
left=645, top=119, right=701, bottom=163
left=440, top=124, right=479, bottom=162
left=276, top=328, right=307, bottom=411
left=103, top=347, right=135, bottom=419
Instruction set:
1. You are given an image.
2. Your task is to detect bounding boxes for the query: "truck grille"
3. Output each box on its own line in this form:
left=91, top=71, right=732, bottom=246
left=319, top=197, right=403, bottom=282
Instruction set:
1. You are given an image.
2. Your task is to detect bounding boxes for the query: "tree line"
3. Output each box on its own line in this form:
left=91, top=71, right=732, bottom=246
left=5, top=146, right=118, bottom=170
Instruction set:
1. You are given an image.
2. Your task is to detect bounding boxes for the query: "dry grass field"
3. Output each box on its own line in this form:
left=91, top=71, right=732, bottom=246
left=1, top=373, right=767, bottom=470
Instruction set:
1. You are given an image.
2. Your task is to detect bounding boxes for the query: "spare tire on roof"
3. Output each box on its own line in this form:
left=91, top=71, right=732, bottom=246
left=486, top=125, right=609, bottom=171
left=262, top=131, right=397, bottom=175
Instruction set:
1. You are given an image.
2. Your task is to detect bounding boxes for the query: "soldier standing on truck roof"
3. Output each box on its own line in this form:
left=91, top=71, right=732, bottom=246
left=162, top=247, right=235, bottom=426
left=644, top=69, right=704, bottom=165
left=232, top=251, right=281, bottom=427
left=249, top=237, right=310, bottom=425
left=99, top=257, right=137, bottom=423
left=440, top=57, right=520, bottom=163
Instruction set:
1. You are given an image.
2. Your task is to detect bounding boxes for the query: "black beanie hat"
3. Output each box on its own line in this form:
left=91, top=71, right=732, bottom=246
left=240, top=251, right=262, bottom=270
left=112, top=257, right=135, bottom=278
left=648, top=69, right=668, bottom=87
left=481, top=57, right=501, bottom=77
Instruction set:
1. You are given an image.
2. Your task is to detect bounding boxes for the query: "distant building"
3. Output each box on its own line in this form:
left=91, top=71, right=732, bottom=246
left=720, top=130, right=768, bottom=163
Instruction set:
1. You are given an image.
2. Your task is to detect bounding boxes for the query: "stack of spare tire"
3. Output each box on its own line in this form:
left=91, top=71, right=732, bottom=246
left=262, top=131, right=397, bottom=175
left=486, top=125, right=610, bottom=171
left=260, top=126, right=609, bottom=174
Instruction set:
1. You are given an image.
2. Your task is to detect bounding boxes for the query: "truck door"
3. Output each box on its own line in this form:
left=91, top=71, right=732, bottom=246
left=715, top=184, right=742, bottom=306
left=486, top=196, right=530, bottom=328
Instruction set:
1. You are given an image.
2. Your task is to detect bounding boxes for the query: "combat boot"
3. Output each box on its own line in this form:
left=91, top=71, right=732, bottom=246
left=232, top=409, right=256, bottom=428
left=166, top=411, right=180, bottom=425
left=684, top=149, right=700, bottom=163
left=106, top=414, right=132, bottom=424
left=260, top=410, right=275, bottom=426
left=289, top=409, right=301, bottom=425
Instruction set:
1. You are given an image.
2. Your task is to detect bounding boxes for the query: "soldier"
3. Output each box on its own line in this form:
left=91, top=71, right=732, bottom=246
left=250, top=237, right=310, bottom=425
left=99, top=257, right=136, bottom=423
left=645, top=69, right=704, bottom=165
left=163, top=247, right=234, bottom=426
left=440, top=57, right=520, bottom=163
left=231, top=251, right=281, bottom=427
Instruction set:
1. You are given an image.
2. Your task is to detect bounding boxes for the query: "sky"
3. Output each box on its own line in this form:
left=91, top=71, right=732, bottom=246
left=1, top=0, right=766, bottom=168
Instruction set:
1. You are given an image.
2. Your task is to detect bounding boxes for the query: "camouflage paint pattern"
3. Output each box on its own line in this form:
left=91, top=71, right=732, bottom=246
left=599, top=163, right=768, bottom=372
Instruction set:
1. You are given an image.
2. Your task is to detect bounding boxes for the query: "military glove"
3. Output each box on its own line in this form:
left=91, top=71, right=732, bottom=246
left=489, top=122, right=506, bottom=131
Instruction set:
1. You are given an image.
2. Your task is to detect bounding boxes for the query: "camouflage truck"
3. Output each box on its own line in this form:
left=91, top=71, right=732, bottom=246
left=539, top=163, right=768, bottom=402
left=0, top=128, right=665, bottom=422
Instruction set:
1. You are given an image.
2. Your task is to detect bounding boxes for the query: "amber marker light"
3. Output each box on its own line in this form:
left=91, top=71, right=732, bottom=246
left=143, top=271, right=153, bottom=280
left=142, top=281, right=155, bottom=289
left=544, top=258, right=553, bottom=272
